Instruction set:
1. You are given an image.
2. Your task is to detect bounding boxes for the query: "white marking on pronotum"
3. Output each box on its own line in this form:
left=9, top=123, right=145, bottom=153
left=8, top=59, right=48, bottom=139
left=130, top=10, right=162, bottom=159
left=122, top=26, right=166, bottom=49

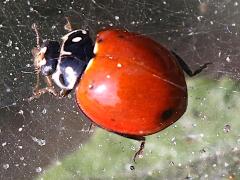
left=61, top=30, right=81, bottom=41
left=72, top=37, right=82, bottom=42
left=60, top=49, right=72, bottom=56
left=52, top=67, right=64, bottom=89
left=65, top=66, right=74, bottom=74
left=65, top=66, right=78, bottom=89
left=61, top=29, right=87, bottom=41
left=81, top=30, right=87, bottom=34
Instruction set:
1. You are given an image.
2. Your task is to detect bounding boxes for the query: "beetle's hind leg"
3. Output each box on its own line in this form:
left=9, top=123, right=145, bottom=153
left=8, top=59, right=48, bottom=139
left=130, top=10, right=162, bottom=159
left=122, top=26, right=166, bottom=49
left=115, top=133, right=146, bottom=163
left=133, top=139, right=145, bottom=163
left=171, top=51, right=211, bottom=77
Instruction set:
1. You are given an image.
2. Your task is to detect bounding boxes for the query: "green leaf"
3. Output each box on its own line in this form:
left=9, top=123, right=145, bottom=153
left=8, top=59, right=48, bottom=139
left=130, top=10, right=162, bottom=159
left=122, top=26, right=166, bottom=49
left=38, top=77, right=240, bottom=179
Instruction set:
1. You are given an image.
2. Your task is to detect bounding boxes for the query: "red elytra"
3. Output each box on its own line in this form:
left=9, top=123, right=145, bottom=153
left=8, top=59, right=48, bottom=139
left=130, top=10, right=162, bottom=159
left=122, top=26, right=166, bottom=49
left=75, top=29, right=188, bottom=137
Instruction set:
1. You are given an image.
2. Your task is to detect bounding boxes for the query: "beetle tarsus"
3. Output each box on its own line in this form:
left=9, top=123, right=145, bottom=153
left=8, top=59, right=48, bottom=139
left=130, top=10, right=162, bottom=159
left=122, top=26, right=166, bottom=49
left=171, top=51, right=212, bottom=77
left=87, top=123, right=94, bottom=133
left=190, top=62, right=212, bottom=76
left=133, top=140, right=145, bottom=163
left=60, top=89, right=71, bottom=97
left=28, top=86, right=59, bottom=101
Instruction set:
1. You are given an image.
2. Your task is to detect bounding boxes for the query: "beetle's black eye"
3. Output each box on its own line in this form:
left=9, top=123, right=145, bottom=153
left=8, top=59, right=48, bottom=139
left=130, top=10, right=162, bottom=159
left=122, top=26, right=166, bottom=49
left=40, top=40, right=60, bottom=76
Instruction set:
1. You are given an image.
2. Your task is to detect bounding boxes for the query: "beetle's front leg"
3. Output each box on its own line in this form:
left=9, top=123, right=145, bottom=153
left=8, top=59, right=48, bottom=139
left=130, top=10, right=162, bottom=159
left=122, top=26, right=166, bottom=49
left=28, top=76, right=59, bottom=101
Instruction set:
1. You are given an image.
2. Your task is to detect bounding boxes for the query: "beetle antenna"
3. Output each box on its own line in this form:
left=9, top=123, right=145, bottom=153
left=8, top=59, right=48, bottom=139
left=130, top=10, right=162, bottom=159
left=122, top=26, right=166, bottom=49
left=32, top=23, right=41, bottom=49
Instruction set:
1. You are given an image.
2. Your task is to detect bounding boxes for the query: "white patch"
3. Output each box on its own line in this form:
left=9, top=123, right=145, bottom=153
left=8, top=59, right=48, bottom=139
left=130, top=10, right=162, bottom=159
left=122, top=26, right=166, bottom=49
left=61, top=29, right=87, bottom=41
left=81, top=30, right=87, bottom=34
left=85, top=58, right=94, bottom=72
left=65, top=66, right=74, bottom=74
left=52, top=64, right=69, bottom=90
left=93, top=42, right=98, bottom=54
left=64, top=66, right=78, bottom=89
left=61, top=29, right=81, bottom=41
left=40, top=47, right=47, bottom=54
left=106, top=75, right=110, bottom=79
left=52, top=69, right=64, bottom=89
left=66, top=76, right=77, bottom=90
left=72, top=37, right=82, bottom=42
left=60, top=49, right=72, bottom=56
left=39, top=58, right=47, bottom=66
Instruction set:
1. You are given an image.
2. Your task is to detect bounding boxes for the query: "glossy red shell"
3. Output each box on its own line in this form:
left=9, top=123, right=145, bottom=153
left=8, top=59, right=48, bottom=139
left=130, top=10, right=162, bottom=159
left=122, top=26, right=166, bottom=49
left=75, top=29, right=187, bottom=137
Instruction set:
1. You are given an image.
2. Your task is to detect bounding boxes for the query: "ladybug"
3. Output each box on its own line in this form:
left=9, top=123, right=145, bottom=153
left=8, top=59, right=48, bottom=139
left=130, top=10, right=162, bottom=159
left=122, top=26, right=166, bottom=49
left=30, top=20, right=210, bottom=162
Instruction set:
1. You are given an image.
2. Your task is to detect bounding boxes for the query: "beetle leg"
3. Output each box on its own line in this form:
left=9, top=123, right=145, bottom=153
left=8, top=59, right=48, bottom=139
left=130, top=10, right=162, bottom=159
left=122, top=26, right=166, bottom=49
left=133, top=139, right=145, bottom=163
left=45, top=75, right=54, bottom=87
left=29, top=86, right=58, bottom=101
left=171, top=51, right=212, bottom=77
left=33, top=68, right=41, bottom=92
left=87, top=123, right=94, bottom=133
left=60, top=89, right=72, bottom=97
left=28, top=76, right=59, bottom=101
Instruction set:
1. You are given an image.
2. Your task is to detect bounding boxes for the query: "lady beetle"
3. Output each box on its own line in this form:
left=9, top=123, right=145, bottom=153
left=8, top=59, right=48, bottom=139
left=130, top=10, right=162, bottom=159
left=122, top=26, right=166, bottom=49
left=30, top=19, right=210, bottom=162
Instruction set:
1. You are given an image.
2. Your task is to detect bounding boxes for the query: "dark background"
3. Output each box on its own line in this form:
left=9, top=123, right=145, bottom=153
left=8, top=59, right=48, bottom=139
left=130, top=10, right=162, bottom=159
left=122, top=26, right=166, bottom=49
left=0, top=0, right=240, bottom=179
